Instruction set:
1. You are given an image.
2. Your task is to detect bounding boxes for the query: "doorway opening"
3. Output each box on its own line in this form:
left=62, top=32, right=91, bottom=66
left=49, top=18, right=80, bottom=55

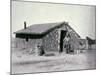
left=59, top=30, right=67, bottom=53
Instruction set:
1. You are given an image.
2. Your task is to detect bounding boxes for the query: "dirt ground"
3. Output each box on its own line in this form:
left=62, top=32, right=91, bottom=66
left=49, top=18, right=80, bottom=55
left=11, top=48, right=96, bottom=74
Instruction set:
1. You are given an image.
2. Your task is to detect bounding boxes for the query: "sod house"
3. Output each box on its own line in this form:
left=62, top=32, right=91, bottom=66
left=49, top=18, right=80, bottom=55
left=14, top=21, right=87, bottom=55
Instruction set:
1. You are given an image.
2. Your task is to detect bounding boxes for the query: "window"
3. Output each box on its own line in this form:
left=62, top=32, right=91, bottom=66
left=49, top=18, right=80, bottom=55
left=26, top=36, right=28, bottom=42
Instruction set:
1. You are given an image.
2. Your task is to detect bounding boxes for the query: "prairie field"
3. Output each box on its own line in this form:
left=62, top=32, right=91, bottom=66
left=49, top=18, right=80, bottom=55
left=11, top=47, right=96, bottom=74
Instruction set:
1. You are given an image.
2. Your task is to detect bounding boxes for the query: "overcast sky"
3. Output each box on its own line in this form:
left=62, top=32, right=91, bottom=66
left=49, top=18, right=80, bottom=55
left=11, top=1, right=96, bottom=39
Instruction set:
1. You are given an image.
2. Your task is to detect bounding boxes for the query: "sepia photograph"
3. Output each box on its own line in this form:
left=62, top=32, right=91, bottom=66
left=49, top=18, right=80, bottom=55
left=11, top=0, right=96, bottom=74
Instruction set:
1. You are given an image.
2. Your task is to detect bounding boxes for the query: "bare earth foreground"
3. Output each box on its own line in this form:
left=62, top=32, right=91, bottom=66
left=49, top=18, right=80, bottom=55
left=11, top=49, right=96, bottom=74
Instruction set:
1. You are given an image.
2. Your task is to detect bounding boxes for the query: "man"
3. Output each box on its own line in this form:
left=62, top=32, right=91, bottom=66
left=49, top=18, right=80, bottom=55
left=64, top=35, right=70, bottom=54
left=37, top=43, right=45, bottom=56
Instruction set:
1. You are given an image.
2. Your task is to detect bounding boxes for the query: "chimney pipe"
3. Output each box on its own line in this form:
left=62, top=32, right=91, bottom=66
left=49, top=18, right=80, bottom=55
left=24, top=21, right=26, bottom=29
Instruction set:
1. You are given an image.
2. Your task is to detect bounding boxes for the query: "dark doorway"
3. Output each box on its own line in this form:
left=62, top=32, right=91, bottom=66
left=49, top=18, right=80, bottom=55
left=59, top=30, right=67, bottom=53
